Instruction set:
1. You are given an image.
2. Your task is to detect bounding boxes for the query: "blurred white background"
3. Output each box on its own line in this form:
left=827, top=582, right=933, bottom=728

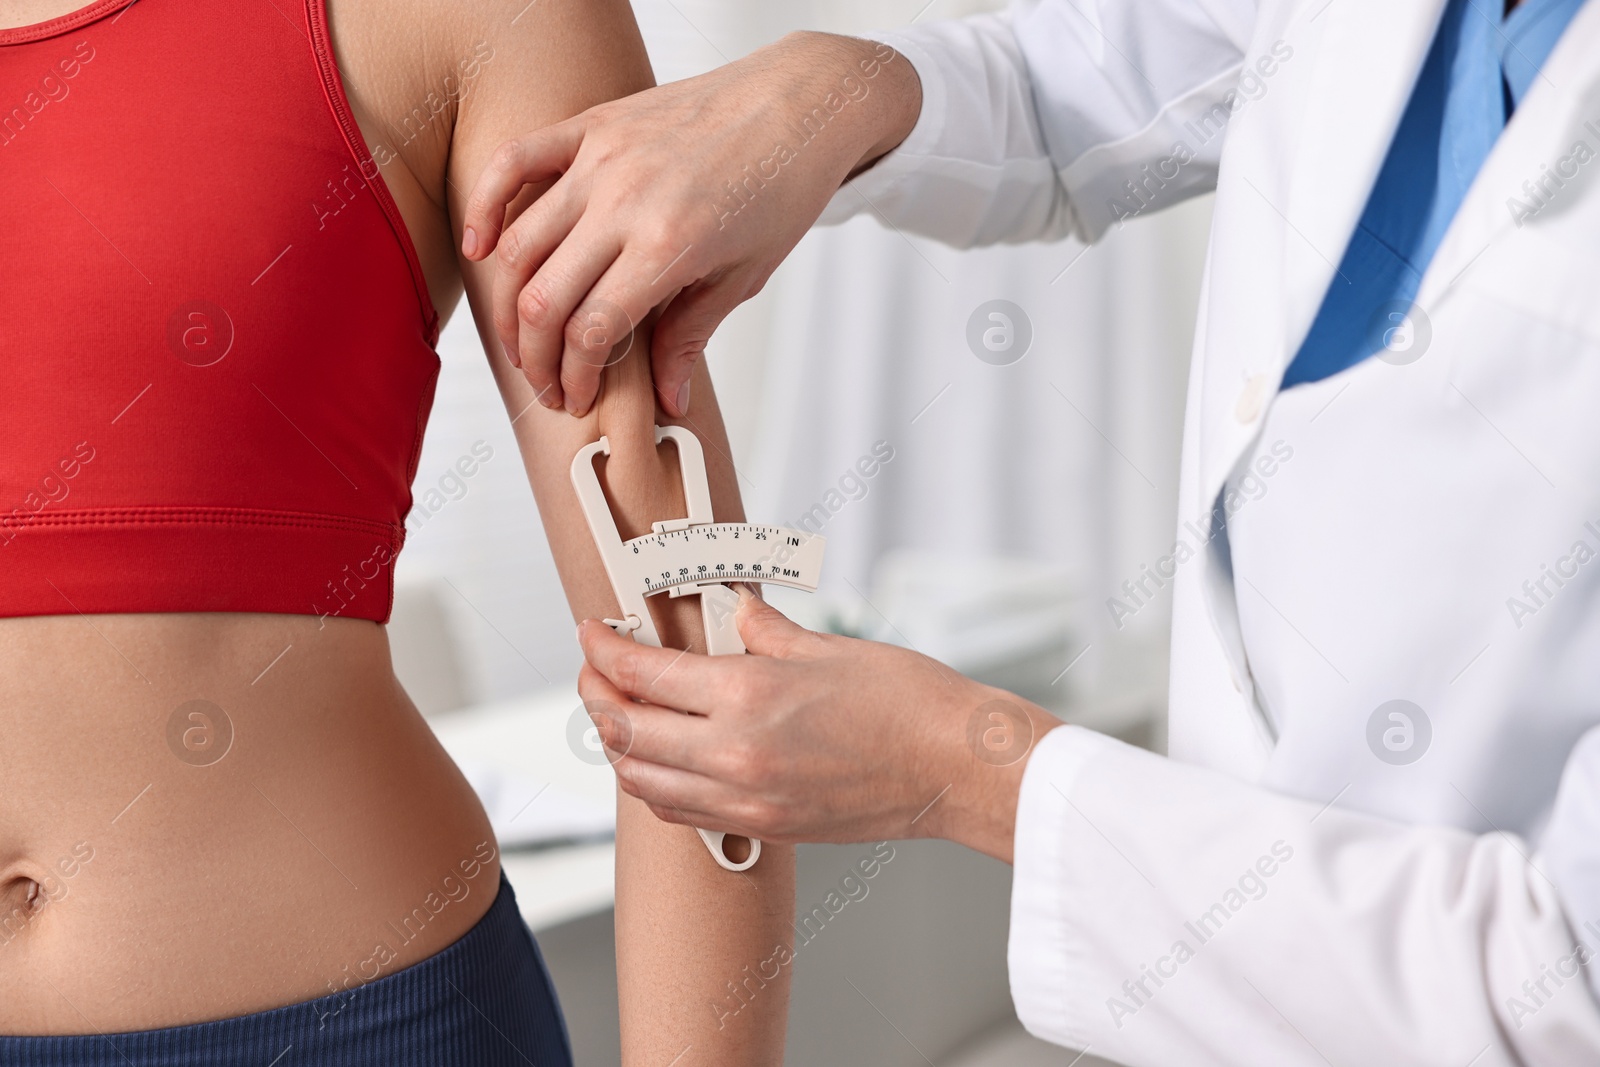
left=399, top=1, right=1214, bottom=1064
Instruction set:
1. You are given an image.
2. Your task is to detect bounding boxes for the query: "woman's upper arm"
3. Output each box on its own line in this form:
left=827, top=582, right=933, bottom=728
left=443, top=0, right=655, bottom=283
left=437, top=0, right=725, bottom=627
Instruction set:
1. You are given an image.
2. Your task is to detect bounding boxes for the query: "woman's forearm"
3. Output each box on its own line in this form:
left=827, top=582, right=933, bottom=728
left=491, top=328, right=793, bottom=1065
left=615, top=784, right=795, bottom=1065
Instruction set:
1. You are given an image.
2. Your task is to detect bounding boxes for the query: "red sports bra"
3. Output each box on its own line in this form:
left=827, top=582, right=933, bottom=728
left=0, top=0, right=441, bottom=623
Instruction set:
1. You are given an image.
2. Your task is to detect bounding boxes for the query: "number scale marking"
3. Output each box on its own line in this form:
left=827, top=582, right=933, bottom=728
left=625, top=524, right=826, bottom=595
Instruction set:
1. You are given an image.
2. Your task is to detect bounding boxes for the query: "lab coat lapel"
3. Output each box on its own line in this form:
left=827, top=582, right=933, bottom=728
left=1419, top=0, right=1600, bottom=311
left=1196, top=0, right=1446, bottom=508
left=1278, top=0, right=1447, bottom=344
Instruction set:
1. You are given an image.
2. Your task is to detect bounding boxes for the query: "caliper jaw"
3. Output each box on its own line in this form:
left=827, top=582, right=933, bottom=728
left=570, top=425, right=757, bottom=871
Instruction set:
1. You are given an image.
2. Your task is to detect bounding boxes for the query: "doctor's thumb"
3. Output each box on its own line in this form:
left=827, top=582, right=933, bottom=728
left=652, top=283, right=738, bottom=417
left=732, top=587, right=808, bottom=658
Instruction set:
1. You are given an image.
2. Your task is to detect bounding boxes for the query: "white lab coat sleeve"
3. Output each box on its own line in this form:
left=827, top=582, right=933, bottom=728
left=1008, top=725, right=1600, bottom=1067
left=816, top=0, right=1257, bottom=247
left=1539, top=727, right=1600, bottom=1006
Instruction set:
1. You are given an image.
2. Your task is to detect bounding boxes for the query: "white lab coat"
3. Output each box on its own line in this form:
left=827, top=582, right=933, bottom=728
left=822, top=1, right=1600, bottom=1064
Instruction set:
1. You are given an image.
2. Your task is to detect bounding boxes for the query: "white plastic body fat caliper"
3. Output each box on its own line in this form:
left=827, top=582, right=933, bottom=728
left=570, top=425, right=826, bottom=871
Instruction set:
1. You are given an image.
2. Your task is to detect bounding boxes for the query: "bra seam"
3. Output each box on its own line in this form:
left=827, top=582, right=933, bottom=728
left=301, top=0, right=442, bottom=350
left=0, top=0, right=134, bottom=45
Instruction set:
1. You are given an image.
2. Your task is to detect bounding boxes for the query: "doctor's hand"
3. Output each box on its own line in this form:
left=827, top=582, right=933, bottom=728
left=459, top=31, right=921, bottom=418
left=576, top=592, right=1062, bottom=864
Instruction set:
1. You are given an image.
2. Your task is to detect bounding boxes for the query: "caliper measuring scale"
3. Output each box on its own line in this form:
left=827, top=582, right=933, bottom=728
left=571, top=424, right=826, bottom=871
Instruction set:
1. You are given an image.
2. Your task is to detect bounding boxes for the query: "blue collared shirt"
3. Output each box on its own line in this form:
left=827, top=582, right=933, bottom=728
left=1280, top=0, right=1589, bottom=388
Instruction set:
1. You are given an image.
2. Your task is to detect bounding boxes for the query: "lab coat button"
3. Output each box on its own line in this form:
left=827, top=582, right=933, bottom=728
left=1234, top=374, right=1272, bottom=424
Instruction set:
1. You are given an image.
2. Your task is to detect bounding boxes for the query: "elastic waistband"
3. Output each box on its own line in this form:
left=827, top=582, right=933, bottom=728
left=0, top=873, right=573, bottom=1066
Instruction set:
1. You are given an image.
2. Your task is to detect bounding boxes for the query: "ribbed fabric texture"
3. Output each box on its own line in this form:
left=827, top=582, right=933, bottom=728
left=0, top=875, right=573, bottom=1066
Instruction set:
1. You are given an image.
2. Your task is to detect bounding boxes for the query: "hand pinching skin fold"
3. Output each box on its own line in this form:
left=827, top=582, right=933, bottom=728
left=459, top=31, right=923, bottom=418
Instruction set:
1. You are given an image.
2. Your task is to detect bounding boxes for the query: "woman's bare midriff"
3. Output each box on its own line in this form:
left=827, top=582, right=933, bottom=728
left=0, top=612, right=500, bottom=1035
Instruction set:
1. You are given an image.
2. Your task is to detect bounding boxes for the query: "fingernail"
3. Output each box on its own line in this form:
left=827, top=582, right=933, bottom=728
left=675, top=380, right=691, bottom=416
left=576, top=621, right=585, bottom=643
left=589, top=713, right=611, bottom=749
left=502, top=342, right=520, bottom=368
left=592, top=707, right=632, bottom=754
left=540, top=389, right=562, bottom=410
left=565, top=394, right=582, bottom=417
left=462, top=226, right=478, bottom=258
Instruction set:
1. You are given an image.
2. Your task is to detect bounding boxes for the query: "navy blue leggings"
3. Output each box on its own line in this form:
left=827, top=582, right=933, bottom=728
left=0, top=874, right=573, bottom=1066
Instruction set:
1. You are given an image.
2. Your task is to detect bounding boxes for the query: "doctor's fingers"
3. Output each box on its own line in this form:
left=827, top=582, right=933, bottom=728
left=501, top=218, right=622, bottom=415
left=488, top=175, right=581, bottom=375
left=611, top=753, right=789, bottom=843
left=651, top=275, right=759, bottom=418
left=578, top=665, right=728, bottom=778
left=565, top=243, right=709, bottom=418
left=732, top=588, right=829, bottom=660
left=578, top=618, right=765, bottom=715
left=461, top=118, right=585, bottom=260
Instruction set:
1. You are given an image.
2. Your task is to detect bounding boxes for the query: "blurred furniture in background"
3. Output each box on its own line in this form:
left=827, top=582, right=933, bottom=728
left=387, top=578, right=474, bottom=715
left=396, top=1, right=1212, bottom=1063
